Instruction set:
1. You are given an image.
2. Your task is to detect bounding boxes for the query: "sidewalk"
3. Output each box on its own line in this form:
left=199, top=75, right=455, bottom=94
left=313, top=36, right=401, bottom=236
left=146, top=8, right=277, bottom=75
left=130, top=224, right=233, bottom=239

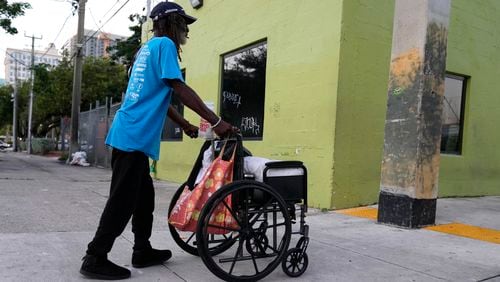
left=0, top=151, right=499, bottom=281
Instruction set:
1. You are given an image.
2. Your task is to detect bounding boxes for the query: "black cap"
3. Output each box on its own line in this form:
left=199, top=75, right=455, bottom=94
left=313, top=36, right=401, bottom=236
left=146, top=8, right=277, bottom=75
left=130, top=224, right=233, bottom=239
left=150, top=2, right=197, bottom=25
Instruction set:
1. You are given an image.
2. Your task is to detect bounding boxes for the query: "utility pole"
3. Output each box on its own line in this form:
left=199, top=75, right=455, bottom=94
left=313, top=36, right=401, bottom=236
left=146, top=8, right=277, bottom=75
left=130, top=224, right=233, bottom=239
left=12, top=60, right=18, bottom=152
left=24, top=33, right=42, bottom=155
left=70, top=0, right=87, bottom=156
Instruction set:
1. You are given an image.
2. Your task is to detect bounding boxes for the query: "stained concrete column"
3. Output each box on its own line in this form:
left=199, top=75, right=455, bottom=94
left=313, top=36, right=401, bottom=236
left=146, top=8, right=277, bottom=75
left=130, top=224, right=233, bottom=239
left=378, top=0, right=451, bottom=228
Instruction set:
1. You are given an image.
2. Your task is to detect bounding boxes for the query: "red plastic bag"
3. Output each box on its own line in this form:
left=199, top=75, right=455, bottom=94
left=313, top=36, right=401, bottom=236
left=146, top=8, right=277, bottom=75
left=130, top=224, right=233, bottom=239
left=169, top=142, right=239, bottom=234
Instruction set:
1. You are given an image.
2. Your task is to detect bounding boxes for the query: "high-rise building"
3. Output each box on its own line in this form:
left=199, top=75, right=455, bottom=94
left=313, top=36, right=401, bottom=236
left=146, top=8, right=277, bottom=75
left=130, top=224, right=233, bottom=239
left=63, top=29, right=126, bottom=59
left=3, top=43, right=62, bottom=85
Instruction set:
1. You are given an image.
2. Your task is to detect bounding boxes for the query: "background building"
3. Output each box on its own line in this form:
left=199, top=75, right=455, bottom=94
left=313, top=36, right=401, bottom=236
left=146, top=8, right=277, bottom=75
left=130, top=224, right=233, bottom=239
left=3, top=43, right=61, bottom=84
left=141, top=0, right=500, bottom=209
left=64, top=29, right=126, bottom=59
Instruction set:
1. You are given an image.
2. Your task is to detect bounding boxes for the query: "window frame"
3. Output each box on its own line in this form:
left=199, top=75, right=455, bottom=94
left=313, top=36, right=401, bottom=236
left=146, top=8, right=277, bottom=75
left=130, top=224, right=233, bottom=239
left=161, top=69, right=186, bottom=142
left=219, top=39, right=268, bottom=141
left=441, top=72, right=468, bottom=155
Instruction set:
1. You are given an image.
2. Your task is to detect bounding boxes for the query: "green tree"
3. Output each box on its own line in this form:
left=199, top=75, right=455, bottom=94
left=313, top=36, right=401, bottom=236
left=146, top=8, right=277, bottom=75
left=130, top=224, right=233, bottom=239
left=0, top=1, right=31, bottom=34
left=0, top=81, right=29, bottom=139
left=31, top=62, right=71, bottom=136
left=27, top=57, right=127, bottom=137
left=14, top=80, right=30, bottom=139
left=0, top=84, right=14, bottom=131
left=81, top=57, right=127, bottom=109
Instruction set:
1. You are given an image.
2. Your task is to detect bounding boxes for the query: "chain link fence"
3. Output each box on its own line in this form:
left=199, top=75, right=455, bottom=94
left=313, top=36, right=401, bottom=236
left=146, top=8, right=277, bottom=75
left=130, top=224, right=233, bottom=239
left=69, top=98, right=121, bottom=168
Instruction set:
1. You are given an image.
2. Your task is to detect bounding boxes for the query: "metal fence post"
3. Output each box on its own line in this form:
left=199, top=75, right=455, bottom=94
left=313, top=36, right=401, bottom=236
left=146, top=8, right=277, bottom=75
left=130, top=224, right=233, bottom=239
left=104, top=97, right=110, bottom=167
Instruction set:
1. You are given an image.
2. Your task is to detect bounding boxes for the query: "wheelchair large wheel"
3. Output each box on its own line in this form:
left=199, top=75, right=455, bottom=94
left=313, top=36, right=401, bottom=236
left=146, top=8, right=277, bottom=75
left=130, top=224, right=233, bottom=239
left=168, top=182, right=236, bottom=256
left=196, top=180, right=292, bottom=282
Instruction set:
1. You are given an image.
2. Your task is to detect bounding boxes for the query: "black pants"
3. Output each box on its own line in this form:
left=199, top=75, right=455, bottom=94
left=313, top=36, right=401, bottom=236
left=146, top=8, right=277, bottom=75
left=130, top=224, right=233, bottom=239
left=87, top=149, right=155, bottom=257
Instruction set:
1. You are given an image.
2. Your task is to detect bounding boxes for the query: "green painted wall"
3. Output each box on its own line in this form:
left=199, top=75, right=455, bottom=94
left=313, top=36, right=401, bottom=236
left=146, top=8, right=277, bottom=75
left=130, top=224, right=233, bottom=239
left=148, top=0, right=500, bottom=209
left=332, top=0, right=395, bottom=209
left=334, top=0, right=500, bottom=208
left=154, top=0, right=344, bottom=209
left=438, top=0, right=500, bottom=197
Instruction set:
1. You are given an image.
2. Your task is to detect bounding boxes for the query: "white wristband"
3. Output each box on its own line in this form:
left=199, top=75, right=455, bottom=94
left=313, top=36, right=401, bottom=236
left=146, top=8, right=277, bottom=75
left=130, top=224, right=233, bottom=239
left=210, top=117, right=222, bottom=129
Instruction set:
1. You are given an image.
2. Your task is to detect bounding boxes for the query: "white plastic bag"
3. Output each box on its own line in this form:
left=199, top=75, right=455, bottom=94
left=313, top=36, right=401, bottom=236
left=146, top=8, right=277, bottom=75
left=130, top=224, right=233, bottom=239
left=194, top=145, right=215, bottom=184
left=244, top=156, right=276, bottom=182
left=69, top=151, right=90, bottom=167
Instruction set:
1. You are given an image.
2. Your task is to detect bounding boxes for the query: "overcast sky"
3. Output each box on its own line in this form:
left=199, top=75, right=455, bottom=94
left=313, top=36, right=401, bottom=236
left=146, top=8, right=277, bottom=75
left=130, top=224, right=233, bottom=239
left=0, top=0, right=167, bottom=79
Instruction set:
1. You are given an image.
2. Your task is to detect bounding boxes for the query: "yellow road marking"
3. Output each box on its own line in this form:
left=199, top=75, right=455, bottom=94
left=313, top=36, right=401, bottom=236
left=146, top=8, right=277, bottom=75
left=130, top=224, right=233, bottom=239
left=336, top=207, right=500, bottom=244
left=425, top=223, right=500, bottom=244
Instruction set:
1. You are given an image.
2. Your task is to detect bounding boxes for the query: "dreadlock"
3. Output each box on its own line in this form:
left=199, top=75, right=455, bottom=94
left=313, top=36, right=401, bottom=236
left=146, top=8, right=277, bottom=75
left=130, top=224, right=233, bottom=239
left=153, top=13, right=188, bottom=61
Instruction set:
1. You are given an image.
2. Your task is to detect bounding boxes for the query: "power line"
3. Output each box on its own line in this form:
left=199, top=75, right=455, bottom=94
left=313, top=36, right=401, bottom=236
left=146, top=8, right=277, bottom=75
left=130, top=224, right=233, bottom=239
left=2, top=7, right=71, bottom=78
left=88, top=8, right=103, bottom=33
left=3, top=1, right=77, bottom=67
left=1, top=47, right=30, bottom=68
left=40, top=12, right=74, bottom=59
left=84, top=0, right=132, bottom=45
left=101, top=0, right=122, bottom=21
left=86, top=0, right=121, bottom=35
left=68, top=0, right=132, bottom=62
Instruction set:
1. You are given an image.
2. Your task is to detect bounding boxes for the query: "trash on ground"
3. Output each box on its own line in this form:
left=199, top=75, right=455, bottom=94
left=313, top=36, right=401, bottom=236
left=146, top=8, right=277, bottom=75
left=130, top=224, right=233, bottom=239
left=69, top=151, right=90, bottom=167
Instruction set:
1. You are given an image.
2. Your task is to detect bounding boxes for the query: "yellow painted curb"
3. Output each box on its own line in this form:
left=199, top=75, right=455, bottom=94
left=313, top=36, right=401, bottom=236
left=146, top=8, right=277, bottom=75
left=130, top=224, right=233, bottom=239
left=336, top=207, right=378, bottom=220
left=425, top=223, right=500, bottom=244
left=336, top=207, right=500, bottom=244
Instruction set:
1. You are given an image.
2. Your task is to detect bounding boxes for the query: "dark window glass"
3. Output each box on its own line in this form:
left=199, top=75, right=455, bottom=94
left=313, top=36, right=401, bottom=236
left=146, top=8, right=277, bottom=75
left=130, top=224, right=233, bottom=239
left=161, top=70, right=185, bottom=141
left=441, top=73, right=467, bottom=154
left=220, top=41, right=267, bottom=140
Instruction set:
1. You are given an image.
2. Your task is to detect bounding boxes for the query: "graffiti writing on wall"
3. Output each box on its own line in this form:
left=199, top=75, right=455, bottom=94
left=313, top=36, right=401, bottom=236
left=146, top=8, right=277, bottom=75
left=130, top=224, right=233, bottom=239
left=240, top=117, right=260, bottom=135
left=222, top=91, right=242, bottom=108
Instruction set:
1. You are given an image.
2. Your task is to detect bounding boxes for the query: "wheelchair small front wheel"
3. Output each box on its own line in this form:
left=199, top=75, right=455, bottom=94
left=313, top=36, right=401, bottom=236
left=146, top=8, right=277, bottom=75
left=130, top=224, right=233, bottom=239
left=282, top=248, right=308, bottom=277
left=197, top=180, right=292, bottom=282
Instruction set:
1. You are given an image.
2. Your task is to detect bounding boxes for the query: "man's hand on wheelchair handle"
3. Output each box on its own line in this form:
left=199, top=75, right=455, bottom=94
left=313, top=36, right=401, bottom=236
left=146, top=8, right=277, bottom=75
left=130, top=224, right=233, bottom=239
left=182, top=123, right=199, bottom=138
left=213, top=119, right=239, bottom=138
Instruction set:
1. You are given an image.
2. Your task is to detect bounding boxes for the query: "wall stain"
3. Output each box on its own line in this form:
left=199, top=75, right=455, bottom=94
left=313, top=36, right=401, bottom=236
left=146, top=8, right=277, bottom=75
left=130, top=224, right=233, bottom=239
left=270, top=102, right=281, bottom=118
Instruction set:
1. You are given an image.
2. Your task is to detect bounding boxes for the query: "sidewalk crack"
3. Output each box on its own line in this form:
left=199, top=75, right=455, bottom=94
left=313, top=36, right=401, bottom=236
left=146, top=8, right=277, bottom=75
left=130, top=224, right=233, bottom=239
left=0, top=177, right=35, bottom=180
left=477, top=274, right=500, bottom=282
left=161, top=264, right=187, bottom=282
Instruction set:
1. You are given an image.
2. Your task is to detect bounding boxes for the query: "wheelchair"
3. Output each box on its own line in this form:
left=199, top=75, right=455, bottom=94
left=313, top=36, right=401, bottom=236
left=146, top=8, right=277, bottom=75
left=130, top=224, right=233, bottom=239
left=168, top=136, right=309, bottom=281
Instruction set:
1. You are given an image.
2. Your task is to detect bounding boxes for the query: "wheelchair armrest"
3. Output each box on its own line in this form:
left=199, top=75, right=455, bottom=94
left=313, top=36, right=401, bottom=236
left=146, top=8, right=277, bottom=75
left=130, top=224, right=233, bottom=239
left=265, top=161, right=303, bottom=169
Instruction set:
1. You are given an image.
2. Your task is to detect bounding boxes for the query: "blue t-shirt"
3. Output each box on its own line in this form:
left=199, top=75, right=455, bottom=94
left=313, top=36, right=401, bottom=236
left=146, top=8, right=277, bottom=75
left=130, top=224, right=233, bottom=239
left=105, top=37, right=183, bottom=160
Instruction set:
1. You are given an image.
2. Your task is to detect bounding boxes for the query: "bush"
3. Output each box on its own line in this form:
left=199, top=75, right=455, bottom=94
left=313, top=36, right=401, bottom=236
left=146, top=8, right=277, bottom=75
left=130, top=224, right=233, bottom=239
left=31, top=138, right=56, bottom=155
left=58, top=152, right=69, bottom=161
left=19, top=141, right=27, bottom=151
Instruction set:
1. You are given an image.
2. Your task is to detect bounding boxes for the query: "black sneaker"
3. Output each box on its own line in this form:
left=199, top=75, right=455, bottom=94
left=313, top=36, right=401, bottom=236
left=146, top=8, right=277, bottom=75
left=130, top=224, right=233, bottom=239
left=132, top=248, right=172, bottom=268
left=80, top=254, right=131, bottom=280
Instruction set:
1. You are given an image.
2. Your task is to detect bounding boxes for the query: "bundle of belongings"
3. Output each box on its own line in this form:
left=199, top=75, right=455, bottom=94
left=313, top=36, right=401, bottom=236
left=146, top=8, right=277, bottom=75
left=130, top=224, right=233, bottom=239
left=169, top=139, right=305, bottom=233
left=194, top=142, right=277, bottom=185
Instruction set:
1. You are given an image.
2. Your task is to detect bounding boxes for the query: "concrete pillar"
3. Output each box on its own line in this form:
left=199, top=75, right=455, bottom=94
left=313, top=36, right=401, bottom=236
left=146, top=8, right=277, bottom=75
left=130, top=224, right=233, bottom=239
left=378, top=0, right=451, bottom=228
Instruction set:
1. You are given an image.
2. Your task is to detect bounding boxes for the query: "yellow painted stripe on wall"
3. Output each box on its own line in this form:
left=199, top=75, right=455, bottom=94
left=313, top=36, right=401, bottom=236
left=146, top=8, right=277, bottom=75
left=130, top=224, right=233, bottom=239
left=336, top=207, right=378, bottom=220
left=425, top=223, right=500, bottom=244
